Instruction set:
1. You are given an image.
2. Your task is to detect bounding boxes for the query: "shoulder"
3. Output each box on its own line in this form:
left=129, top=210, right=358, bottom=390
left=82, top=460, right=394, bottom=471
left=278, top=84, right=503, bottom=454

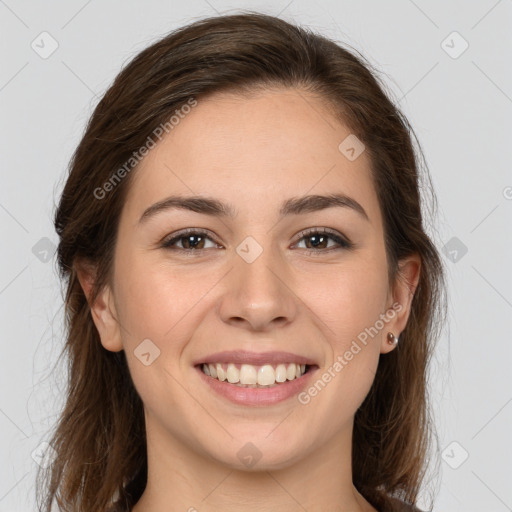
left=387, top=496, right=424, bottom=512
left=106, top=503, right=130, bottom=512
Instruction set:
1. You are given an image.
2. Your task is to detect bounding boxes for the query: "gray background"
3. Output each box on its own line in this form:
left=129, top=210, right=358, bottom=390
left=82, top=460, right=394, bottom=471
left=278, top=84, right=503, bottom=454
left=1, top=0, right=511, bottom=510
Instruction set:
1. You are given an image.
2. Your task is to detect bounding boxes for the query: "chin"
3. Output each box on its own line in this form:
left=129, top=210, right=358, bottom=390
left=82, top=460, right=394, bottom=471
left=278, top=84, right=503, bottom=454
left=202, top=430, right=309, bottom=472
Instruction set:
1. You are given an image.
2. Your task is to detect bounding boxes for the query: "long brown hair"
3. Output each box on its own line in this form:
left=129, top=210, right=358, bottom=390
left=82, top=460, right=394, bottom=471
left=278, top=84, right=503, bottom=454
left=37, top=11, right=446, bottom=512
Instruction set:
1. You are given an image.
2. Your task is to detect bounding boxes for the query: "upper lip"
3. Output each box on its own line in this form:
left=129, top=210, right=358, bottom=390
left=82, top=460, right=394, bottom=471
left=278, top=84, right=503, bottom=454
left=194, top=350, right=318, bottom=367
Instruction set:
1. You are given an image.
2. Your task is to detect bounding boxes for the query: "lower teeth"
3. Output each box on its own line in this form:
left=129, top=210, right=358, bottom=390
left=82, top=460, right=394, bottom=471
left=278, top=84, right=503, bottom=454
left=201, top=366, right=310, bottom=386
left=209, top=374, right=306, bottom=387
left=230, top=381, right=284, bottom=388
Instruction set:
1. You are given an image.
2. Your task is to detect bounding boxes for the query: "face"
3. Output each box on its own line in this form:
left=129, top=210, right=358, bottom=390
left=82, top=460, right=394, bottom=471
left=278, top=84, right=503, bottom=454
left=82, top=88, right=419, bottom=471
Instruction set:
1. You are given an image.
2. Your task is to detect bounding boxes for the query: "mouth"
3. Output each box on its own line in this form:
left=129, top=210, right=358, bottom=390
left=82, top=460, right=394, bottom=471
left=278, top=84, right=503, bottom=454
left=196, top=362, right=315, bottom=388
left=194, top=356, right=319, bottom=406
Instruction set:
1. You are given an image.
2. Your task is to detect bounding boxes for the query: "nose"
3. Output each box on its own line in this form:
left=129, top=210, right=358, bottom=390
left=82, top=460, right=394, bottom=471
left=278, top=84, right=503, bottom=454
left=217, top=241, right=298, bottom=332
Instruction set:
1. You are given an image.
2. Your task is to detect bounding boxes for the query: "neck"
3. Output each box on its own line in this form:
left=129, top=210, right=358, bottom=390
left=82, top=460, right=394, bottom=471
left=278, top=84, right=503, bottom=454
left=132, top=414, right=376, bottom=512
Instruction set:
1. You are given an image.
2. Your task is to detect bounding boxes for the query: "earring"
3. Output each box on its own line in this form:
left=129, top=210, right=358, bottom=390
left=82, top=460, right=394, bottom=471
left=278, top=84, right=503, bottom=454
left=386, top=332, right=398, bottom=345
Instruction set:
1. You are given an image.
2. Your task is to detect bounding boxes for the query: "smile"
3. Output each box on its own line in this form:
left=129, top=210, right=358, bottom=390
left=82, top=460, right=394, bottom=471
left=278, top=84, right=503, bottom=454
left=195, top=362, right=318, bottom=406
left=201, top=362, right=309, bottom=387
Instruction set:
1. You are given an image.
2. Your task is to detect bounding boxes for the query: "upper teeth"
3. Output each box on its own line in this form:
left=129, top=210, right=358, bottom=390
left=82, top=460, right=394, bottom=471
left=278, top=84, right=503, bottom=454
left=202, top=363, right=307, bottom=385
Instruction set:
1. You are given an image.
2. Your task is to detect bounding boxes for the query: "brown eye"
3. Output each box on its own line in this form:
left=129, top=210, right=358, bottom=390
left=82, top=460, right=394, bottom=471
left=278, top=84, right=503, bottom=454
left=173, top=234, right=205, bottom=249
left=161, top=230, right=218, bottom=251
left=294, top=228, right=352, bottom=254
left=303, top=233, right=331, bottom=250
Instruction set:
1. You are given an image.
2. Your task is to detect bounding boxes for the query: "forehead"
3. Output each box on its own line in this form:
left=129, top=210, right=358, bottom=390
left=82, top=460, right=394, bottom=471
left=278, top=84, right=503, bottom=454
left=123, top=88, right=381, bottom=226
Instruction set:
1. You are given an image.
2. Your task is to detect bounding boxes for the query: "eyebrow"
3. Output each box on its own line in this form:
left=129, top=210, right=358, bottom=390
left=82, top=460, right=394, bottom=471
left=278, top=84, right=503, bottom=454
left=138, top=193, right=369, bottom=224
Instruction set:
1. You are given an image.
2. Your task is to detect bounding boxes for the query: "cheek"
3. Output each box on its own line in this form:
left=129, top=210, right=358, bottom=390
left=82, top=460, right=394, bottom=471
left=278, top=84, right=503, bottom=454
left=112, top=258, right=211, bottom=414
left=297, top=263, right=387, bottom=435
left=305, top=254, right=389, bottom=343
left=113, top=253, right=208, bottom=344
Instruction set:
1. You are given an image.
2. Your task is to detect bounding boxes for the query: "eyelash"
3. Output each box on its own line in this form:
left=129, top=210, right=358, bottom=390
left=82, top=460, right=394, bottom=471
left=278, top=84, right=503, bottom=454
left=160, top=227, right=353, bottom=256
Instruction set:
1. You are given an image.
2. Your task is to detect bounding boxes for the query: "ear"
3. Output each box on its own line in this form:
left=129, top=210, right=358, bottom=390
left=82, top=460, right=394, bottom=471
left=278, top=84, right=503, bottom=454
left=381, top=253, right=421, bottom=354
left=75, top=259, right=123, bottom=353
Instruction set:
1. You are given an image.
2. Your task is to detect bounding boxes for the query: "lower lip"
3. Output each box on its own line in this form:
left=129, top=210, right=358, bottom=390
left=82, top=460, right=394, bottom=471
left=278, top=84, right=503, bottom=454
left=195, top=365, right=318, bottom=406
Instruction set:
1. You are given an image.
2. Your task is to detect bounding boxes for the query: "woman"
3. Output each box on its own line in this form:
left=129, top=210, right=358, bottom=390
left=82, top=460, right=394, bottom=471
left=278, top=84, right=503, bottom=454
left=37, top=12, right=446, bottom=512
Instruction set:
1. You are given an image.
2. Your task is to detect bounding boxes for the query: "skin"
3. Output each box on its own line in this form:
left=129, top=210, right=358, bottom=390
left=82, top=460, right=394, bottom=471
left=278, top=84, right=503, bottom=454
left=78, top=88, right=420, bottom=512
